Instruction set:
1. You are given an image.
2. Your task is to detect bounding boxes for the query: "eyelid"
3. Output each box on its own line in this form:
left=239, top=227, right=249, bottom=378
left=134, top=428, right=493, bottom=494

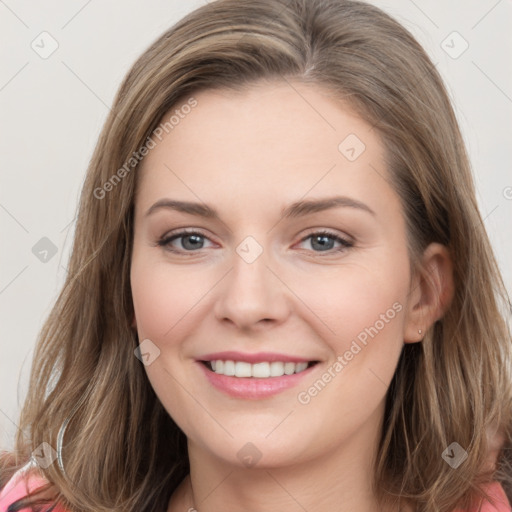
left=156, top=227, right=354, bottom=255
left=157, top=227, right=216, bottom=249
left=293, top=229, right=354, bottom=254
left=298, top=227, right=354, bottom=245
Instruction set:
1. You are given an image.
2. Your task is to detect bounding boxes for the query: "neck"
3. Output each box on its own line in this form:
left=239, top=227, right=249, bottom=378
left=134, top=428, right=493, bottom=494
left=169, top=402, right=411, bottom=512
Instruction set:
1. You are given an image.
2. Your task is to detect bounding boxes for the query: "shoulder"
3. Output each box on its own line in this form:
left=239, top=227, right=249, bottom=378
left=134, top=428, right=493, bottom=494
left=478, top=481, right=511, bottom=511
left=453, top=481, right=511, bottom=512
left=0, top=461, right=68, bottom=512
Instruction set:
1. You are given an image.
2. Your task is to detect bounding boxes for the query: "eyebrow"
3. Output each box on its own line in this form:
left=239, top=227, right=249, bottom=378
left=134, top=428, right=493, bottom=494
left=145, top=195, right=376, bottom=219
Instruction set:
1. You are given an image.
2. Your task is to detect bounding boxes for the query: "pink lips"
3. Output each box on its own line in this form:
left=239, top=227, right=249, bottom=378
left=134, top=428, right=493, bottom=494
left=196, top=351, right=318, bottom=400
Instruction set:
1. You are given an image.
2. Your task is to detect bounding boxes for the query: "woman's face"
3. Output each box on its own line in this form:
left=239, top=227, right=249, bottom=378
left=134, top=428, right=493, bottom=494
left=130, top=81, right=420, bottom=469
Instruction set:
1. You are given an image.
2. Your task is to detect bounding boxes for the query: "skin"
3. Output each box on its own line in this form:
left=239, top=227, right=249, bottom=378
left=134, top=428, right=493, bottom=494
left=130, top=80, right=453, bottom=512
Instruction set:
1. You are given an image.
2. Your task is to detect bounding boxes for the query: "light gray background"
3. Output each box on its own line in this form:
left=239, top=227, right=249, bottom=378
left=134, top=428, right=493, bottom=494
left=1, top=0, right=511, bottom=451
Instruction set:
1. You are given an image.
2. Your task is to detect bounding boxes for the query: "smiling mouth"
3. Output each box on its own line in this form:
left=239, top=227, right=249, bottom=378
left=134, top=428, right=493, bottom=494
left=200, top=360, right=319, bottom=378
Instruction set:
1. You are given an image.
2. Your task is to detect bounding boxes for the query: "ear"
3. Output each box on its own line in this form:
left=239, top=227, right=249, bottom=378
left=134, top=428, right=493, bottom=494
left=403, top=242, right=454, bottom=343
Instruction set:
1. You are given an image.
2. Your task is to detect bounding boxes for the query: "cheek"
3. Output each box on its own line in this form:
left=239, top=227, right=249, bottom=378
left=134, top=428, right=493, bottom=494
left=291, top=259, right=408, bottom=349
left=130, top=254, right=207, bottom=432
left=130, top=254, right=211, bottom=339
left=294, top=264, right=407, bottom=428
left=341, top=280, right=408, bottom=391
left=131, top=277, right=173, bottom=339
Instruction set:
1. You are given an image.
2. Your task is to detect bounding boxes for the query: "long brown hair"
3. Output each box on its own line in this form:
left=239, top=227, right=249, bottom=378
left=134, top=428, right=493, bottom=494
left=2, top=1, right=511, bottom=511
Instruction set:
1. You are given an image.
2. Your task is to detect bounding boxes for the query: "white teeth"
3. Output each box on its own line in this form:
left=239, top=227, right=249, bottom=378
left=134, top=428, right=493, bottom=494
left=296, top=362, right=308, bottom=373
left=223, top=360, right=235, bottom=376
left=269, top=361, right=285, bottom=377
left=210, top=360, right=312, bottom=378
left=234, top=361, right=252, bottom=377
left=252, top=362, right=270, bottom=378
left=284, top=362, right=295, bottom=375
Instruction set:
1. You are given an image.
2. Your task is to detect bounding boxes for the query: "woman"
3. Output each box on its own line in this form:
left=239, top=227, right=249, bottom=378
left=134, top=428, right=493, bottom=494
left=1, top=0, right=511, bottom=511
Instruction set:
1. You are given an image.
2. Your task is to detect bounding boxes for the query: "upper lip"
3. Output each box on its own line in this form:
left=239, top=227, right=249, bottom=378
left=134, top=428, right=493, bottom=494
left=197, top=351, right=317, bottom=364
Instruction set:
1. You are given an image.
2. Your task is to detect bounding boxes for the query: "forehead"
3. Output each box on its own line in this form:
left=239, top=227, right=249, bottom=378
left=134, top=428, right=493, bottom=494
left=135, top=80, right=398, bottom=221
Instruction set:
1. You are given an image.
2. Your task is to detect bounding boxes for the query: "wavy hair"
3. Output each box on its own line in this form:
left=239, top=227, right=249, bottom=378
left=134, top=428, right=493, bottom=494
left=1, top=0, right=511, bottom=511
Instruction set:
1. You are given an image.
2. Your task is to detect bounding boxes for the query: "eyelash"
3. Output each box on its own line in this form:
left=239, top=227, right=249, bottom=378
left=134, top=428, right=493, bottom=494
left=156, top=228, right=354, bottom=256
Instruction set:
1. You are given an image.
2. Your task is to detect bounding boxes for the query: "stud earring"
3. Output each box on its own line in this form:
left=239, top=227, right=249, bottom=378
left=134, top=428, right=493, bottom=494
left=418, top=329, right=422, bottom=334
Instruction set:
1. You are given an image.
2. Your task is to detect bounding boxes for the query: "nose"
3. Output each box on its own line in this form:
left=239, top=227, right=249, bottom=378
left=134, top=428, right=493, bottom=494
left=213, top=242, right=290, bottom=331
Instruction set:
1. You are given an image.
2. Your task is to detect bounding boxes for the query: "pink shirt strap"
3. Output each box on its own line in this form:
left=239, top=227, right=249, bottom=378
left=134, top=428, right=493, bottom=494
left=0, top=463, right=68, bottom=512
left=452, top=481, right=511, bottom=512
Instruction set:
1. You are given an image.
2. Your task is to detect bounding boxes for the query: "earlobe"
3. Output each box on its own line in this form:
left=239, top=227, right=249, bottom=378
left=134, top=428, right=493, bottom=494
left=403, top=243, right=454, bottom=343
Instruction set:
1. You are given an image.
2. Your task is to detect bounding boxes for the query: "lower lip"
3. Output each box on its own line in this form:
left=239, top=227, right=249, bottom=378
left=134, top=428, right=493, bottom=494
left=197, top=361, right=317, bottom=400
